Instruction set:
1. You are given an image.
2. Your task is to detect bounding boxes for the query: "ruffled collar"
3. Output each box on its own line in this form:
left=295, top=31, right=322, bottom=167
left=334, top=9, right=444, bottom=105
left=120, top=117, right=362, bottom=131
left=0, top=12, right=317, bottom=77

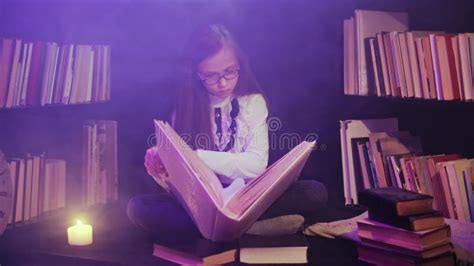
left=208, top=93, right=233, bottom=108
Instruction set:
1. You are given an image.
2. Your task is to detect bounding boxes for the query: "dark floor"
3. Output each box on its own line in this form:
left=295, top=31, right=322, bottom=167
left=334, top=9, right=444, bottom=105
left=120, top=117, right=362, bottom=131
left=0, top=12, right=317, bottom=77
left=0, top=199, right=369, bottom=266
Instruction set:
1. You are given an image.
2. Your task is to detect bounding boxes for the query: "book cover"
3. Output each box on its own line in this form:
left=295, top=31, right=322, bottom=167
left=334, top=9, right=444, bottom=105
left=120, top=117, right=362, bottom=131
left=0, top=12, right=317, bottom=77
left=352, top=138, right=369, bottom=191
left=357, top=140, right=373, bottom=189
left=372, top=35, right=386, bottom=96
left=25, top=42, right=46, bottom=106
left=239, top=234, right=308, bottom=264
left=344, top=17, right=356, bottom=95
left=376, top=32, right=392, bottom=96
left=357, top=244, right=455, bottom=266
left=357, top=218, right=451, bottom=251
left=368, top=210, right=445, bottom=231
left=458, top=34, right=473, bottom=100
left=358, top=187, right=434, bottom=217
left=5, top=39, right=22, bottom=109
left=421, top=36, right=438, bottom=99
left=7, top=159, right=19, bottom=225
left=359, top=238, right=453, bottom=259
left=444, top=160, right=471, bottom=222
left=463, top=168, right=474, bottom=222
left=153, top=235, right=237, bottom=265
left=427, top=154, right=461, bottom=217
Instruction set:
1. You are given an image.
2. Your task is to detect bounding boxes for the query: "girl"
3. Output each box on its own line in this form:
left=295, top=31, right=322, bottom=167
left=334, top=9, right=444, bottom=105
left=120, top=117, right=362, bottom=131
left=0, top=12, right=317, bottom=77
left=127, top=24, right=327, bottom=239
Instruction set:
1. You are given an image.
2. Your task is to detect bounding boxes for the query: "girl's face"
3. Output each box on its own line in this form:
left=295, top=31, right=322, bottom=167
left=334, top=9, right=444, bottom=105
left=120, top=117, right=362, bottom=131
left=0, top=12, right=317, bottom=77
left=197, top=44, right=240, bottom=99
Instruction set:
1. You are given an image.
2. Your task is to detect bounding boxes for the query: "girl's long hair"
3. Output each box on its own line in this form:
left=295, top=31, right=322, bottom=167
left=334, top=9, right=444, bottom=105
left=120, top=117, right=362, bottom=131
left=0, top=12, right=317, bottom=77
left=174, top=24, right=265, bottom=150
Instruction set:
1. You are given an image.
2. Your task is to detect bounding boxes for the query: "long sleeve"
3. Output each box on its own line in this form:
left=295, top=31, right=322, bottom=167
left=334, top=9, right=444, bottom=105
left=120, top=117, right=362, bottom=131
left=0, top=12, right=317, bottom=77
left=196, top=94, right=269, bottom=184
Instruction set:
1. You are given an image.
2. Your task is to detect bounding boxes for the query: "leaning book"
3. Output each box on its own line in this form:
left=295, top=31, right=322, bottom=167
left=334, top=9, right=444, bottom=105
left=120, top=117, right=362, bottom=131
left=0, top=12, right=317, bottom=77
left=153, top=120, right=315, bottom=241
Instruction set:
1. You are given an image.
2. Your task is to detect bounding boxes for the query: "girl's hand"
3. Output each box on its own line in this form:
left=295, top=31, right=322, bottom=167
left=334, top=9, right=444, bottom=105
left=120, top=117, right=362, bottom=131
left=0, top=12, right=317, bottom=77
left=144, top=147, right=169, bottom=190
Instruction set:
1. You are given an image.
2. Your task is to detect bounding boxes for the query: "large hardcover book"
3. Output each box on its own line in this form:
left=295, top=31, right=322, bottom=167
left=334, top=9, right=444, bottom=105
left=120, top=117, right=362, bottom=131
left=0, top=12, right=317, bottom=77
left=358, top=187, right=434, bottom=217
left=25, top=42, right=46, bottom=106
left=153, top=120, right=315, bottom=241
left=357, top=218, right=451, bottom=251
left=357, top=244, right=455, bottom=266
left=368, top=210, right=445, bottom=231
left=359, top=238, right=453, bottom=260
left=152, top=236, right=237, bottom=265
left=239, top=234, right=308, bottom=264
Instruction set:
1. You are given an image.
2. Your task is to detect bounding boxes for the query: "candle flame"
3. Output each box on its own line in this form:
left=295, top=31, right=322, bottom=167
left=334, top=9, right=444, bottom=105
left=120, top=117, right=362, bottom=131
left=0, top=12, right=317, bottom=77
left=76, top=219, right=83, bottom=226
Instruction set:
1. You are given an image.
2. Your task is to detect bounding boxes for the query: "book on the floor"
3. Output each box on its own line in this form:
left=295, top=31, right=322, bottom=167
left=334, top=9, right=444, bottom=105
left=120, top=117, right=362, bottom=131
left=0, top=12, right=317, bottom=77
left=359, top=238, right=453, bottom=259
left=358, top=187, right=434, bottom=217
left=357, top=244, right=455, bottom=266
left=152, top=237, right=237, bottom=265
left=357, top=218, right=451, bottom=251
left=239, top=234, right=308, bottom=264
left=153, top=120, right=315, bottom=241
left=368, top=210, right=445, bottom=231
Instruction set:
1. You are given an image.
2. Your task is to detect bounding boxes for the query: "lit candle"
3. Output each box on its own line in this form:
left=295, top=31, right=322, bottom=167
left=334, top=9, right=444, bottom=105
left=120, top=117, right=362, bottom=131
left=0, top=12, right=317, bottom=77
left=67, top=220, right=93, bottom=246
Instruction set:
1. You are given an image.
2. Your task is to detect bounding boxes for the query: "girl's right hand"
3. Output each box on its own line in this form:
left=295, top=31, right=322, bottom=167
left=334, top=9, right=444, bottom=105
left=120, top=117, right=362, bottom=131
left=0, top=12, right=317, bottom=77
left=144, top=147, right=169, bottom=190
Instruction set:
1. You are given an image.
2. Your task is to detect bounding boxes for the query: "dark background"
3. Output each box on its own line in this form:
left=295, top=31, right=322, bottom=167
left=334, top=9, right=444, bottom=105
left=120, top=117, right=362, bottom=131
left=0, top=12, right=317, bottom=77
left=1, top=0, right=474, bottom=206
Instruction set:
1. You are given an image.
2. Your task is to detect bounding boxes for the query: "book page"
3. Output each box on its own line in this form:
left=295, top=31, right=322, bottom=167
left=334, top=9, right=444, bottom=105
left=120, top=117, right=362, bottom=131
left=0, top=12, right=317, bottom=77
left=222, top=178, right=245, bottom=206
left=225, top=141, right=315, bottom=216
left=158, top=121, right=224, bottom=205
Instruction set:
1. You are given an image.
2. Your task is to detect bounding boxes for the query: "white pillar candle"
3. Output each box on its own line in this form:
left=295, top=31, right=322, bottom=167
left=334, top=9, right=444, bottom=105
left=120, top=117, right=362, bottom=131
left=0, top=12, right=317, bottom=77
left=67, top=220, right=93, bottom=246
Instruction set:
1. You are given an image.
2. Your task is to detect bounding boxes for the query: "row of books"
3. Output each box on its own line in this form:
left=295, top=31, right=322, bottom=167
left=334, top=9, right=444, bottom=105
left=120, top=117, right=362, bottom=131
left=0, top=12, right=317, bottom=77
left=82, top=120, right=118, bottom=207
left=341, top=117, right=399, bottom=204
left=357, top=187, right=455, bottom=266
left=152, top=233, right=308, bottom=265
left=0, top=39, right=111, bottom=109
left=340, top=117, right=474, bottom=223
left=344, top=9, right=474, bottom=101
left=7, top=154, right=66, bottom=225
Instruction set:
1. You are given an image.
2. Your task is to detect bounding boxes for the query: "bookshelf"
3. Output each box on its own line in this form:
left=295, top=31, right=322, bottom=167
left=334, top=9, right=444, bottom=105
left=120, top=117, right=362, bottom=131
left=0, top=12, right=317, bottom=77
left=0, top=31, right=116, bottom=230
left=342, top=8, right=474, bottom=224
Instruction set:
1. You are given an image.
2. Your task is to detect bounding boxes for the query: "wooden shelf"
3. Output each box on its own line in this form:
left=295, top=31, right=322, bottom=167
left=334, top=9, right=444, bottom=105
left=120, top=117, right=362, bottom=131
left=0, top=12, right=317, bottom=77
left=343, top=94, right=474, bottom=105
left=0, top=101, right=112, bottom=112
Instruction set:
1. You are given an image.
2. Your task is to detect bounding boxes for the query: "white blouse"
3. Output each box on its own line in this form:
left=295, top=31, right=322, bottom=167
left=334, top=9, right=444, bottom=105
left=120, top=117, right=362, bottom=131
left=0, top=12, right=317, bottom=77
left=196, top=93, right=269, bottom=185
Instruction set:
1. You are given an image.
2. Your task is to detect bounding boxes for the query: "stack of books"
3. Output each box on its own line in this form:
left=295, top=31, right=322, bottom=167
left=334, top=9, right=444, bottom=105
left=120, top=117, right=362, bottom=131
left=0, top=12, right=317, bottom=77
left=356, top=187, right=455, bottom=265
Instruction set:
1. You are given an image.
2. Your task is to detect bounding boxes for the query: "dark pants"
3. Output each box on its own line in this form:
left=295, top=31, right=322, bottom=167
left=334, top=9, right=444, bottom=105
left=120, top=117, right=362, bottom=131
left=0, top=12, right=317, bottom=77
left=127, top=180, right=328, bottom=239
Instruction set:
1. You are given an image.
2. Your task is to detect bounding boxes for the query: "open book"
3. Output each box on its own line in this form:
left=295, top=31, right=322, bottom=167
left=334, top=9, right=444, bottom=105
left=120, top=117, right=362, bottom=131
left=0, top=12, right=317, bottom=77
left=153, top=120, right=315, bottom=241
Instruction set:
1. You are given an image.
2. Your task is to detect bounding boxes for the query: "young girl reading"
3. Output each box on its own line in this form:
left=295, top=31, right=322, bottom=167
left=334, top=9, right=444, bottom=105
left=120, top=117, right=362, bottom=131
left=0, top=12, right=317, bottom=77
left=127, top=24, right=327, bottom=239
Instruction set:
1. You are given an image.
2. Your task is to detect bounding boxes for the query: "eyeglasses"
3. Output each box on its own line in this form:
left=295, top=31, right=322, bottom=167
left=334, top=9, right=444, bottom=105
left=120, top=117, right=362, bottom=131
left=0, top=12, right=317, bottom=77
left=198, top=67, right=240, bottom=86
